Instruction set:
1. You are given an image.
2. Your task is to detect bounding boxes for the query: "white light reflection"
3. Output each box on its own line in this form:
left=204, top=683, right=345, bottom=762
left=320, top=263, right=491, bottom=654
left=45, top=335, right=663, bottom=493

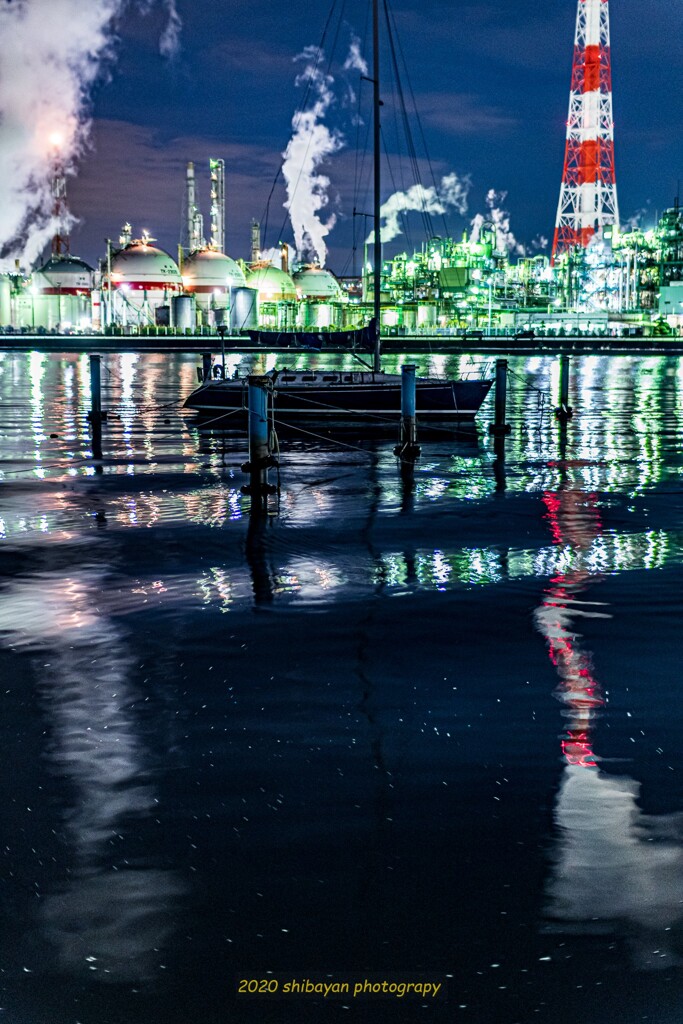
left=0, top=572, right=184, bottom=981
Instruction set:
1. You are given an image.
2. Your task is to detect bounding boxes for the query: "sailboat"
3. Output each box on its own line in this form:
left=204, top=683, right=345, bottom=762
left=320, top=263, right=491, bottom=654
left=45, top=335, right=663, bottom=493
left=183, top=0, right=492, bottom=431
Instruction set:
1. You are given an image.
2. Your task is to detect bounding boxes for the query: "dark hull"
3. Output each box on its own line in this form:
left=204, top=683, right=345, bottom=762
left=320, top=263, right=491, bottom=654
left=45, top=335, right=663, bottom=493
left=184, top=373, right=492, bottom=428
left=246, top=325, right=375, bottom=350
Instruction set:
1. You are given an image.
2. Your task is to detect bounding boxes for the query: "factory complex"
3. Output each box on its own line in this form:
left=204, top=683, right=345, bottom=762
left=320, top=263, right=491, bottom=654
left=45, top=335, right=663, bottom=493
left=0, top=184, right=681, bottom=340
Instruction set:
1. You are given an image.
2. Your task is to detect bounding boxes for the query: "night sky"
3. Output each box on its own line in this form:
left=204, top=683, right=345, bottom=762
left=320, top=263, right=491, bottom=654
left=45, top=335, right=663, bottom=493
left=68, top=0, right=683, bottom=274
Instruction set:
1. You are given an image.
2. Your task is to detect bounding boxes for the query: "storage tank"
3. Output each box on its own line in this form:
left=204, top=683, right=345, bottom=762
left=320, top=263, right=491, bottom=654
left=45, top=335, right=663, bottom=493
left=417, top=303, right=437, bottom=328
left=107, top=237, right=181, bottom=326
left=301, top=301, right=334, bottom=329
left=245, top=264, right=297, bottom=302
left=172, top=294, right=196, bottom=331
left=230, top=286, right=258, bottom=330
left=32, top=255, right=94, bottom=330
left=182, top=248, right=246, bottom=315
left=293, top=265, right=343, bottom=302
left=0, top=276, right=11, bottom=326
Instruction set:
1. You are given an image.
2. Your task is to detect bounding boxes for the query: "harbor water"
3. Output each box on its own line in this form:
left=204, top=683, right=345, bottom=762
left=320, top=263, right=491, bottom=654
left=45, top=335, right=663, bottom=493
left=2, top=349, right=683, bottom=1023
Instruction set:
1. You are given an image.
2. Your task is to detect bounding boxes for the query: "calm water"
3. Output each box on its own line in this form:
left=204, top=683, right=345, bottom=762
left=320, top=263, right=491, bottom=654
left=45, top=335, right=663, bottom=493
left=2, top=349, right=683, bottom=1023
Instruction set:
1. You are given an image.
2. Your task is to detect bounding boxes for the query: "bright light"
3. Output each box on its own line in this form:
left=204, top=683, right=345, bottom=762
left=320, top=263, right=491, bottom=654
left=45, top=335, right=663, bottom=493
left=49, top=132, right=64, bottom=149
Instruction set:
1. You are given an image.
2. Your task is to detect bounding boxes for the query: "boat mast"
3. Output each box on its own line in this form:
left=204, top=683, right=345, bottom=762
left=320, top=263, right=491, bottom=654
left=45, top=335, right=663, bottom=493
left=372, top=0, right=381, bottom=373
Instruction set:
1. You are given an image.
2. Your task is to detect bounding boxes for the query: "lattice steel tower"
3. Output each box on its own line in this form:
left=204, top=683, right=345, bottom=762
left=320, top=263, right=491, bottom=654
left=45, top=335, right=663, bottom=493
left=551, top=0, right=619, bottom=262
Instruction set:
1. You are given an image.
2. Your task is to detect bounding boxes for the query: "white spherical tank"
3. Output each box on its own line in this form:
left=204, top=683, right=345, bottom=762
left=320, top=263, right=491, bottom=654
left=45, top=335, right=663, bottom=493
left=108, top=240, right=181, bottom=324
left=182, top=249, right=246, bottom=314
left=245, top=264, right=297, bottom=303
left=293, top=265, right=343, bottom=301
left=33, top=255, right=94, bottom=294
left=31, top=256, right=95, bottom=331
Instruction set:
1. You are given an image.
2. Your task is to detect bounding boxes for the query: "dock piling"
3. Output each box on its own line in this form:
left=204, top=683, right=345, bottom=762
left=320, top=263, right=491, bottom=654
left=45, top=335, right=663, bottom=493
left=393, top=363, right=421, bottom=461
left=241, top=375, right=278, bottom=504
left=88, top=353, right=103, bottom=460
left=555, top=355, right=573, bottom=420
left=488, top=358, right=511, bottom=435
left=202, top=352, right=212, bottom=381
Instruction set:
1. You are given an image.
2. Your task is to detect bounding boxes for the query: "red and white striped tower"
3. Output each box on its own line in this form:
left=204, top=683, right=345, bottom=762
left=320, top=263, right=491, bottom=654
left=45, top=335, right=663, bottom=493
left=551, top=0, right=619, bottom=262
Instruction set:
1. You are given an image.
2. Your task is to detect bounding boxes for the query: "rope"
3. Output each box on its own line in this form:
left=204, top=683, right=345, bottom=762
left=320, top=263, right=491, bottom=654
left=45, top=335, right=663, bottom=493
left=270, top=416, right=377, bottom=457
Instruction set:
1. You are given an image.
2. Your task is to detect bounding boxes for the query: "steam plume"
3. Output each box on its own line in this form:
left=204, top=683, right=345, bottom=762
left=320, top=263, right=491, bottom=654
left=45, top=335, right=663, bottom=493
left=470, top=189, right=525, bottom=256
left=368, top=172, right=471, bottom=245
left=282, top=46, right=343, bottom=267
left=0, top=0, right=181, bottom=271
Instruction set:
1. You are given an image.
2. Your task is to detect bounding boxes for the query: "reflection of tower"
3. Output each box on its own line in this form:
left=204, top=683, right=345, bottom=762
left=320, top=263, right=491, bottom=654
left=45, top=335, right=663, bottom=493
left=537, top=472, right=683, bottom=968
left=536, top=485, right=605, bottom=763
left=551, top=0, right=619, bottom=262
left=209, top=158, right=225, bottom=253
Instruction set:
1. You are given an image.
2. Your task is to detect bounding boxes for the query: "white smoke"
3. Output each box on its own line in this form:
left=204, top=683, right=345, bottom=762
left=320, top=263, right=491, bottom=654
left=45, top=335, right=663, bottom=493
left=282, top=46, right=344, bottom=267
left=0, top=0, right=181, bottom=271
left=259, top=243, right=296, bottom=270
left=367, top=172, right=470, bottom=245
left=470, top=189, right=525, bottom=256
left=343, top=35, right=368, bottom=76
left=530, top=234, right=549, bottom=252
left=159, top=0, right=182, bottom=59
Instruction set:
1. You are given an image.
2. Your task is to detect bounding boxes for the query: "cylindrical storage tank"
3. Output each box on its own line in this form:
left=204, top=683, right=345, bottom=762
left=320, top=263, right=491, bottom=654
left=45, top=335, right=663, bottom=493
left=172, top=294, right=196, bottom=331
left=417, top=303, right=437, bottom=328
left=182, top=248, right=247, bottom=313
left=381, top=308, right=400, bottom=328
left=91, top=289, right=102, bottom=331
left=230, top=286, right=258, bottom=331
left=402, top=306, right=417, bottom=332
left=305, top=302, right=334, bottom=329
left=0, top=276, right=11, bottom=325
left=300, top=300, right=314, bottom=329
left=156, top=305, right=170, bottom=326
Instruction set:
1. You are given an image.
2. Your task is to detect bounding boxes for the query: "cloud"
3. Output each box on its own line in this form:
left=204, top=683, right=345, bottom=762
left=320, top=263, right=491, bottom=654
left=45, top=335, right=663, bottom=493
left=418, top=92, right=518, bottom=136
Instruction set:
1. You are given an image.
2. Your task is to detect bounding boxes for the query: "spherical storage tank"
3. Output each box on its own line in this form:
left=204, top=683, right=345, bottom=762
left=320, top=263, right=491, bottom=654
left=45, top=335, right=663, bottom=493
left=32, top=255, right=95, bottom=330
left=182, top=249, right=246, bottom=300
left=245, top=264, right=297, bottom=303
left=182, top=247, right=251, bottom=329
left=293, top=266, right=343, bottom=301
left=108, top=240, right=181, bottom=324
left=293, top=266, right=344, bottom=329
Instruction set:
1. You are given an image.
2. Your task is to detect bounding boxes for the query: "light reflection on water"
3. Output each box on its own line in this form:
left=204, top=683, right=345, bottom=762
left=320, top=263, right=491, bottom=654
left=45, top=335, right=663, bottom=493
left=1, top=350, right=683, bottom=1019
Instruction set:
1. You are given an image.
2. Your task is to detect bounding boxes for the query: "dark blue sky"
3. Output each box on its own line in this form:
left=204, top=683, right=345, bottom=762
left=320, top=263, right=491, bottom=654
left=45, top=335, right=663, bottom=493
left=69, top=0, right=683, bottom=273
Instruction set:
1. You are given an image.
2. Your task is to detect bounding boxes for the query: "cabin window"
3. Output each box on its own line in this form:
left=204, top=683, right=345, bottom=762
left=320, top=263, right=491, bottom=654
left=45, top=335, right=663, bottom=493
left=343, top=374, right=352, bottom=382
left=281, top=374, right=296, bottom=382
left=322, top=374, right=336, bottom=382
left=301, top=374, right=317, bottom=381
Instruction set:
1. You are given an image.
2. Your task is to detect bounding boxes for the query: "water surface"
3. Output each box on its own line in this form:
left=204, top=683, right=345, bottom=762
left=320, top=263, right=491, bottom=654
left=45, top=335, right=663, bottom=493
left=1, top=349, right=683, bottom=1023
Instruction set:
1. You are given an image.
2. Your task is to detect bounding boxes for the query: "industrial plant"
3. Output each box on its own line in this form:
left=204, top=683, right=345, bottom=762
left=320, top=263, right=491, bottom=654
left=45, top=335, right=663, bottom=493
left=0, top=0, right=681, bottom=341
